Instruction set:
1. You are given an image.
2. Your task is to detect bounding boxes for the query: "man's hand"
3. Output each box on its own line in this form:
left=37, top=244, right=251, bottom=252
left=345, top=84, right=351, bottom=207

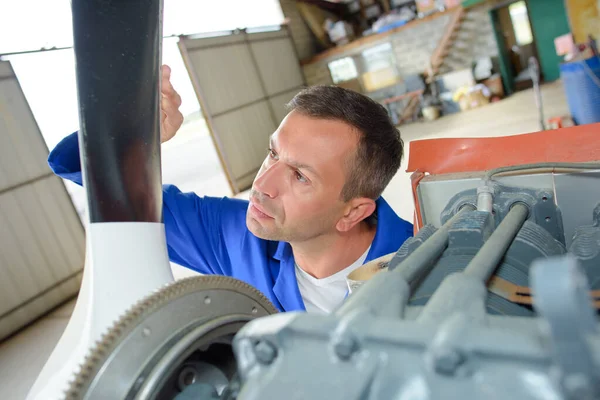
left=160, top=65, right=184, bottom=144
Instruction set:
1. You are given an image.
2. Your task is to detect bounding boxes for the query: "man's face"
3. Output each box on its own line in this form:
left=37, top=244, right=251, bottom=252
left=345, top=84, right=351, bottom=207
left=246, top=110, right=359, bottom=243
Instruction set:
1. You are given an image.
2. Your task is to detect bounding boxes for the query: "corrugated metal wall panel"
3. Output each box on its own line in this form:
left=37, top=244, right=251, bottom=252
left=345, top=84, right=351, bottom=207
left=0, top=270, right=82, bottom=341
left=249, top=38, right=304, bottom=96
left=246, top=29, right=289, bottom=42
left=179, top=27, right=306, bottom=194
left=181, top=33, right=246, bottom=51
left=268, top=88, right=304, bottom=122
left=0, top=79, right=50, bottom=191
left=0, top=60, right=84, bottom=341
left=34, top=177, right=85, bottom=265
left=212, top=101, right=276, bottom=184
left=185, top=44, right=265, bottom=116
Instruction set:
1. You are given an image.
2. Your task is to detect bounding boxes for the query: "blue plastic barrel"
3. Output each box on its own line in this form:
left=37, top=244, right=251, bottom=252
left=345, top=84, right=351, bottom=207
left=559, top=56, right=600, bottom=125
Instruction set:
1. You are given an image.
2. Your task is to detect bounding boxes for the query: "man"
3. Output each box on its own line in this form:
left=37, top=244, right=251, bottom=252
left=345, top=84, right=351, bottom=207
left=48, top=65, right=413, bottom=313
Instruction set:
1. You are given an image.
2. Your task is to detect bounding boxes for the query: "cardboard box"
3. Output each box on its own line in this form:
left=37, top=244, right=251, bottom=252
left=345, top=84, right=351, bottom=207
left=362, top=67, right=400, bottom=92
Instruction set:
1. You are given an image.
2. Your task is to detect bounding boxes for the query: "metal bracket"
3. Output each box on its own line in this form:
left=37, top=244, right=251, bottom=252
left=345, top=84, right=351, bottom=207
left=441, top=182, right=565, bottom=245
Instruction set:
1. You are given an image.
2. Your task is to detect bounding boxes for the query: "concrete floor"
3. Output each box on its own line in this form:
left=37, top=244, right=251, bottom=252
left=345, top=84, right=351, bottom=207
left=0, top=81, right=570, bottom=400
left=385, top=80, right=570, bottom=222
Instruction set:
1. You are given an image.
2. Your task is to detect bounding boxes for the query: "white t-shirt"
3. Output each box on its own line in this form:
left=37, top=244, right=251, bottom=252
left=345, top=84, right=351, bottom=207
left=294, top=246, right=371, bottom=314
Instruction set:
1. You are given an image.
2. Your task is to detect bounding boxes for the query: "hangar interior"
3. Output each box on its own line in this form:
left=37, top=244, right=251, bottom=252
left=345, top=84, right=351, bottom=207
left=0, top=0, right=599, bottom=399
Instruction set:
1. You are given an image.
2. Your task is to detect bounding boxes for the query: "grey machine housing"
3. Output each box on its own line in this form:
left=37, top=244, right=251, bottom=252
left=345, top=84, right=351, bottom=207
left=231, top=171, right=600, bottom=400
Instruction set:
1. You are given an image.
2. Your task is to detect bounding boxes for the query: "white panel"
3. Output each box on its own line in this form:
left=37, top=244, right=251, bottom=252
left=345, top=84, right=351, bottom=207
left=33, top=177, right=85, bottom=268
left=212, top=101, right=275, bottom=181
left=268, top=88, right=302, bottom=123
left=235, top=169, right=259, bottom=192
left=247, top=29, right=289, bottom=42
left=0, top=60, right=84, bottom=341
left=0, top=250, right=27, bottom=316
left=181, top=33, right=245, bottom=51
left=251, top=38, right=304, bottom=96
left=19, top=183, right=77, bottom=280
left=0, top=189, right=60, bottom=312
left=0, top=308, right=31, bottom=342
left=0, top=64, right=52, bottom=192
left=186, top=44, right=264, bottom=115
left=0, top=272, right=82, bottom=341
left=0, top=176, right=84, bottom=340
left=0, top=114, right=19, bottom=190
left=180, top=27, right=303, bottom=193
left=0, top=61, right=11, bottom=78
left=0, top=201, right=46, bottom=314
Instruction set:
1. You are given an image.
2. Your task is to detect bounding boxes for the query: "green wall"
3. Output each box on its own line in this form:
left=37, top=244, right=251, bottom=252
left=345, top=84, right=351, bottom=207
left=461, top=0, right=487, bottom=7
left=468, top=0, right=570, bottom=82
left=524, top=0, right=571, bottom=81
left=490, top=10, right=515, bottom=95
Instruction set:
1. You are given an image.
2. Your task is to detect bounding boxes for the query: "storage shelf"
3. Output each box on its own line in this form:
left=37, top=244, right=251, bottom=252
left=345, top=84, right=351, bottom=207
left=301, top=5, right=461, bottom=66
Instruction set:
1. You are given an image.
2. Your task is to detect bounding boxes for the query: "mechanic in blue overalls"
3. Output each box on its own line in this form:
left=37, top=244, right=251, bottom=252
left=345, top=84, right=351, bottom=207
left=48, top=65, right=414, bottom=314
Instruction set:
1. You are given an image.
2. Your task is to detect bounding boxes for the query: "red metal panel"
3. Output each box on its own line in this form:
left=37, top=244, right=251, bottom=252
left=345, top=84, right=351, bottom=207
left=407, top=123, right=600, bottom=175
left=407, top=123, right=600, bottom=231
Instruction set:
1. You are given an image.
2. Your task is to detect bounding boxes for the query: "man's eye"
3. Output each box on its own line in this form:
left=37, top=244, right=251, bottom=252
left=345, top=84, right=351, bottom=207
left=294, top=171, right=307, bottom=183
left=268, top=148, right=278, bottom=160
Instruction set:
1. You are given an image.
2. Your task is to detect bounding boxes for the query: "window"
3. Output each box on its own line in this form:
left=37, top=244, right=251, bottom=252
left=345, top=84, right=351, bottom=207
left=360, top=42, right=399, bottom=92
left=361, top=42, right=396, bottom=72
left=328, top=57, right=359, bottom=83
left=509, top=1, right=534, bottom=46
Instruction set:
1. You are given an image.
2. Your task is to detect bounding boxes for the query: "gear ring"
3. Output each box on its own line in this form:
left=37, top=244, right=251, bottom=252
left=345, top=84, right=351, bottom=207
left=65, top=275, right=278, bottom=399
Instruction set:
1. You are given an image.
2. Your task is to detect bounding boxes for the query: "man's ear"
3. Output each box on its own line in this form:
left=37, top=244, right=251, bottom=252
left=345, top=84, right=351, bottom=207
left=336, top=198, right=376, bottom=232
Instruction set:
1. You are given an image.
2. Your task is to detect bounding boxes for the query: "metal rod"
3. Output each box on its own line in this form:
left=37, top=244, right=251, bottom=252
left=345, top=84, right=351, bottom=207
left=395, top=208, right=469, bottom=283
left=417, top=204, right=527, bottom=324
left=72, top=0, right=163, bottom=223
left=463, top=203, right=529, bottom=282
left=335, top=208, right=467, bottom=318
left=484, top=162, right=600, bottom=183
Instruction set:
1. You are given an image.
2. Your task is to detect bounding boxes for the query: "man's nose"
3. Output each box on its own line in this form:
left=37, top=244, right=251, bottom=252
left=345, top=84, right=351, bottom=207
left=253, top=162, right=283, bottom=199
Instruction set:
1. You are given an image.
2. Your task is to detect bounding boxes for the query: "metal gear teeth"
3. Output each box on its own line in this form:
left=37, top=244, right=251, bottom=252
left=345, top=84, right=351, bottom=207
left=63, top=275, right=278, bottom=399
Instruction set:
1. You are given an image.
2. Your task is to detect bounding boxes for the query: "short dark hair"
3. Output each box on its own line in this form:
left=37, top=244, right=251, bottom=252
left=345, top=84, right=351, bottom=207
left=286, top=85, right=403, bottom=201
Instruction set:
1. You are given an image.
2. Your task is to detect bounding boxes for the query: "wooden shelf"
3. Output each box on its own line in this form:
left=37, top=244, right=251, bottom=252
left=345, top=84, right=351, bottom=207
left=300, top=6, right=461, bottom=66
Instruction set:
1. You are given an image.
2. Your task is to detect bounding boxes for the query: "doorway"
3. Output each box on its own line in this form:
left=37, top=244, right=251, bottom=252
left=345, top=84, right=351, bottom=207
left=491, top=1, right=540, bottom=94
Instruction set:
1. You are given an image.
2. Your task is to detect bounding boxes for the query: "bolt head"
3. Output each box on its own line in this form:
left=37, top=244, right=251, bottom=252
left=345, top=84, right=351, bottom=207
left=333, top=336, right=359, bottom=361
left=433, top=349, right=465, bottom=376
left=254, top=340, right=277, bottom=365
